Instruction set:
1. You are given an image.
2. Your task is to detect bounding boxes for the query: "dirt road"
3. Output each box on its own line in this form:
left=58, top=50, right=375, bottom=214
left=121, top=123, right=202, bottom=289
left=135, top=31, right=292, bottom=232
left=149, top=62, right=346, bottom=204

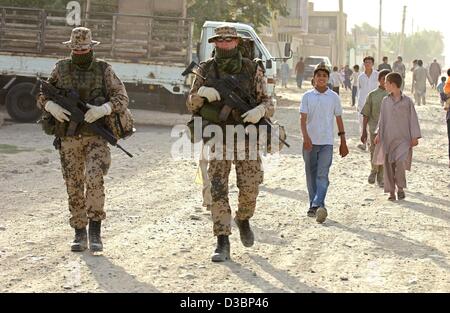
left=0, top=81, right=449, bottom=292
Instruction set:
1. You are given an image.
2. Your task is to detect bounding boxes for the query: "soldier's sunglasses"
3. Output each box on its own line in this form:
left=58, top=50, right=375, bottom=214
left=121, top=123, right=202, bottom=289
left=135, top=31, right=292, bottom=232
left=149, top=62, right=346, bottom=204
left=215, top=37, right=235, bottom=42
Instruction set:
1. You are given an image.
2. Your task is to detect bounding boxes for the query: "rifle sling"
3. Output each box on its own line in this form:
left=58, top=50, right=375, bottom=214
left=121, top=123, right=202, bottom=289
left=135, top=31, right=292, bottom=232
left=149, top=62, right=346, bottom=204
left=66, top=121, right=78, bottom=137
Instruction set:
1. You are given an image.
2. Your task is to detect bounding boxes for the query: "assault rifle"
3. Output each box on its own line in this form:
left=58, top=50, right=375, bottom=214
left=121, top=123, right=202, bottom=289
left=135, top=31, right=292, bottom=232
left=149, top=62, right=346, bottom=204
left=37, top=79, right=133, bottom=158
left=182, top=61, right=290, bottom=148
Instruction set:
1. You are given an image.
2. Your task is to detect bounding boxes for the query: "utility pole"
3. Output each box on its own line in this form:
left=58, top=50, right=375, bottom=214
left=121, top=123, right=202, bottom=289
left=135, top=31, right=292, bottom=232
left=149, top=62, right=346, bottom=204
left=378, top=0, right=382, bottom=63
left=399, top=5, right=407, bottom=56
left=338, top=0, right=345, bottom=67
left=84, top=0, right=91, bottom=27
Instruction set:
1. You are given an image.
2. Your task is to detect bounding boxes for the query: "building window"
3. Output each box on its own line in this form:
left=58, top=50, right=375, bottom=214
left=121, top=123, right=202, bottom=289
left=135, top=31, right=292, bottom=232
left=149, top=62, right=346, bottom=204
left=309, top=16, right=337, bottom=34
left=278, top=33, right=292, bottom=43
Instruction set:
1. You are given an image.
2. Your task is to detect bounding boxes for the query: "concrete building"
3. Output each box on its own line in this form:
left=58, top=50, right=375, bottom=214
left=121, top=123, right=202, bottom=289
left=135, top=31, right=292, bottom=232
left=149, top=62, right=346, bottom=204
left=260, top=1, right=347, bottom=71
left=299, top=2, right=347, bottom=67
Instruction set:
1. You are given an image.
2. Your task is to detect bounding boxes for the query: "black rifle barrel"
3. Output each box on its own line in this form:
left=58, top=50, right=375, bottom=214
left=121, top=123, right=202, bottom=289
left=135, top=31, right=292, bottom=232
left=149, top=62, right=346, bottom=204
left=208, top=77, right=291, bottom=148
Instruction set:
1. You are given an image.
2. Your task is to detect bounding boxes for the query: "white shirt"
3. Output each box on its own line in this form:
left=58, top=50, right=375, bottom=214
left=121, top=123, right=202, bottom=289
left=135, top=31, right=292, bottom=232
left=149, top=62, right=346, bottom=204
left=351, top=72, right=360, bottom=88
left=300, top=88, right=343, bottom=145
left=357, top=70, right=379, bottom=111
left=329, top=72, right=343, bottom=88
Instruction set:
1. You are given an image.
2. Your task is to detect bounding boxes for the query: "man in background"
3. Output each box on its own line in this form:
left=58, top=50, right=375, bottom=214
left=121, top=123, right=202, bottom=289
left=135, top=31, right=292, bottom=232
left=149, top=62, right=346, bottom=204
left=378, top=56, right=392, bottom=72
left=295, top=57, right=305, bottom=89
left=413, top=60, right=428, bottom=105
left=393, top=56, right=406, bottom=91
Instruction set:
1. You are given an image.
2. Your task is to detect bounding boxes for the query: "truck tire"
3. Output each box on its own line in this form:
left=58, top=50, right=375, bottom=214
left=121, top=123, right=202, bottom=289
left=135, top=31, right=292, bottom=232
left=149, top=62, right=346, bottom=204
left=6, top=82, right=41, bottom=123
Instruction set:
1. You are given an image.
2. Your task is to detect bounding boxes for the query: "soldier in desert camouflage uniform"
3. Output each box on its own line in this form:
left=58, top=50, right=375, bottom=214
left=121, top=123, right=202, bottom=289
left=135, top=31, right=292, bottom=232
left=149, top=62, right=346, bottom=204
left=186, top=25, right=274, bottom=262
left=37, top=27, right=129, bottom=252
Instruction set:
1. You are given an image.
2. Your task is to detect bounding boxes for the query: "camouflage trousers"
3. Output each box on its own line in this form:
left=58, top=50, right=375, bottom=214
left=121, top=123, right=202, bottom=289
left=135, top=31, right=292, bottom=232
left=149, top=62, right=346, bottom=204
left=59, top=135, right=111, bottom=229
left=208, top=143, right=263, bottom=236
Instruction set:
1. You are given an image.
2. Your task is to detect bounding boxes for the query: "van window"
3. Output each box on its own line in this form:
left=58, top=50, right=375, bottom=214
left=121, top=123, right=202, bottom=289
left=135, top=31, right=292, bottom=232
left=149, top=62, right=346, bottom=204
left=305, top=57, right=326, bottom=66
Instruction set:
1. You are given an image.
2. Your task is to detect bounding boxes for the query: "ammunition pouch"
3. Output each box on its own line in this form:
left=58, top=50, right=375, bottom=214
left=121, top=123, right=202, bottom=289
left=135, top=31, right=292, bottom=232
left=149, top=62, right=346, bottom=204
left=104, top=108, right=135, bottom=140
left=39, top=110, right=69, bottom=138
left=186, top=116, right=215, bottom=144
left=39, top=111, right=56, bottom=136
left=199, top=101, right=244, bottom=125
left=199, top=102, right=222, bottom=124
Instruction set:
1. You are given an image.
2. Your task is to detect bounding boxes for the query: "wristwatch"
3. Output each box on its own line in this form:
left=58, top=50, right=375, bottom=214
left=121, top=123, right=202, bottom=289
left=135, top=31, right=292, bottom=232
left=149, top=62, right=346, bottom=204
left=338, top=132, right=346, bottom=136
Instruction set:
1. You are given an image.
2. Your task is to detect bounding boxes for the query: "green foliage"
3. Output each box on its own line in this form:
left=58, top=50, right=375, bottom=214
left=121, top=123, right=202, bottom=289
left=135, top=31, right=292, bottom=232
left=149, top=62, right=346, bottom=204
left=354, top=22, right=379, bottom=36
left=187, top=0, right=288, bottom=40
left=384, top=30, right=444, bottom=63
left=353, top=21, right=444, bottom=63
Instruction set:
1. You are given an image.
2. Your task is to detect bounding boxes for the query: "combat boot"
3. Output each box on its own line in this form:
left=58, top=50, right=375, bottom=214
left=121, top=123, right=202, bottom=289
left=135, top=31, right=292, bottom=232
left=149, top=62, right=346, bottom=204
left=71, top=228, right=87, bottom=252
left=211, top=235, right=230, bottom=262
left=234, top=217, right=254, bottom=247
left=88, top=220, right=103, bottom=252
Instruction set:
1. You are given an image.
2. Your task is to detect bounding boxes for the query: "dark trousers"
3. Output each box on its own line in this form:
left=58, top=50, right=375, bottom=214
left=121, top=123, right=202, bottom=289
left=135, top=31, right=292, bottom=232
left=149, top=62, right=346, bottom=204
left=296, top=74, right=304, bottom=88
left=352, top=86, right=358, bottom=106
left=344, top=79, right=351, bottom=90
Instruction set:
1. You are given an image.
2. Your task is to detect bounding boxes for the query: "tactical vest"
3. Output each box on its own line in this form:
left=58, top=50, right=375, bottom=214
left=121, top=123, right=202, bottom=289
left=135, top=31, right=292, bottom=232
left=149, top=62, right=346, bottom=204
left=200, top=57, right=258, bottom=127
left=53, top=58, right=108, bottom=137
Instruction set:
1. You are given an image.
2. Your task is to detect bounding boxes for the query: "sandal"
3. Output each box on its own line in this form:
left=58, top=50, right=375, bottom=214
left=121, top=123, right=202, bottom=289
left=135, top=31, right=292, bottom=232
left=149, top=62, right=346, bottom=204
left=397, top=191, right=406, bottom=200
left=388, top=195, right=396, bottom=201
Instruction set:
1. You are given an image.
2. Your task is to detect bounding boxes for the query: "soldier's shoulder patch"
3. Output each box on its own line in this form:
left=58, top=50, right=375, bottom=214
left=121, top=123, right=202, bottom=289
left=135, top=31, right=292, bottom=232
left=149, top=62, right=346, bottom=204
left=55, top=59, right=71, bottom=73
left=95, top=59, right=110, bottom=70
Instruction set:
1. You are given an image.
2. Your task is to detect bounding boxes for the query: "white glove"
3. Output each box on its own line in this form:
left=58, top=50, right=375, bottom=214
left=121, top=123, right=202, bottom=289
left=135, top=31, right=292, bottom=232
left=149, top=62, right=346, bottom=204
left=84, top=102, right=112, bottom=123
left=197, top=86, right=221, bottom=103
left=45, top=100, right=71, bottom=123
left=241, top=104, right=266, bottom=124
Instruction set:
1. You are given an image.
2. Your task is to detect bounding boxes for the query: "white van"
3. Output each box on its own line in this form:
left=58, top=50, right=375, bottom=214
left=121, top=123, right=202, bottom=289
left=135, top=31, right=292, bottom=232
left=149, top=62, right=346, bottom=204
left=198, top=21, right=291, bottom=97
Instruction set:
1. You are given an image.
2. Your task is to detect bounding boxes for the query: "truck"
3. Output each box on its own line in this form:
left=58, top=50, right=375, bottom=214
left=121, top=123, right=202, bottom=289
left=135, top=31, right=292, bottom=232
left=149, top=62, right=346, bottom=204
left=0, top=2, right=289, bottom=123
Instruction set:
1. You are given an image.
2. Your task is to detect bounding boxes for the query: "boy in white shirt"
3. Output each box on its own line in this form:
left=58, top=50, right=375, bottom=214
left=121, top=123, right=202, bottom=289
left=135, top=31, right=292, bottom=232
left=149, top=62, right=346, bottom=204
left=300, top=64, right=349, bottom=223
left=357, top=56, right=379, bottom=150
left=351, top=65, right=360, bottom=107
left=330, top=66, right=344, bottom=95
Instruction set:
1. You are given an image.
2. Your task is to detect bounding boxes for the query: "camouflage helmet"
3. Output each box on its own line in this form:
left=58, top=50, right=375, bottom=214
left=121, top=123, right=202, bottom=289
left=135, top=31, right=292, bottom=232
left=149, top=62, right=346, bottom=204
left=314, top=62, right=330, bottom=76
left=208, top=24, right=241, bottom=43
left=62, top=27, right=100, bottom=50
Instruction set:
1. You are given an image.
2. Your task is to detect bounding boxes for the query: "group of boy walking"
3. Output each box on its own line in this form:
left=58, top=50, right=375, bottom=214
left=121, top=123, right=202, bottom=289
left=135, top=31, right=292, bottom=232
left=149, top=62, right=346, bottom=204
left=300, top=56, right=422, bottom=225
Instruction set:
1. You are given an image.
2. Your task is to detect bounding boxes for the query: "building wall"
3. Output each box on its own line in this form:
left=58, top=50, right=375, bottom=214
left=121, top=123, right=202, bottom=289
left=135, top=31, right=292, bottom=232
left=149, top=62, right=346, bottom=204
left=260, top=1, right=348, bottom=74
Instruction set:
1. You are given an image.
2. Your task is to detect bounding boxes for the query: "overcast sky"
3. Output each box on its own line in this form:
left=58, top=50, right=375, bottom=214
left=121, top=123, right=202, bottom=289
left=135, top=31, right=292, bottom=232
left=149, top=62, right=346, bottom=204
left=310, top=0, right=450, bottom=66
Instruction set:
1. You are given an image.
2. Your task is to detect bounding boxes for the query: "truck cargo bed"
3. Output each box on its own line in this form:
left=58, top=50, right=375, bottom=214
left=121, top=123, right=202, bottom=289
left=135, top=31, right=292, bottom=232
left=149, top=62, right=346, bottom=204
left=0, top=6, right=193, bottom=66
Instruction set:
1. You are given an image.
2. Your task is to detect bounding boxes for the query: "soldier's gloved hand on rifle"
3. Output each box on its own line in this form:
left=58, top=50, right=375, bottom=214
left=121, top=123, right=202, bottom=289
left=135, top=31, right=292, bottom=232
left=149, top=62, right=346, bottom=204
left=188, top=94, right=205, bottom=111
left=84, top=102, right=112, bottom=123
left=241, top=104, right=266, bottom=124
left=197, top=86, right=221, bottom=103
left=45, top=100, right=71, bottom=123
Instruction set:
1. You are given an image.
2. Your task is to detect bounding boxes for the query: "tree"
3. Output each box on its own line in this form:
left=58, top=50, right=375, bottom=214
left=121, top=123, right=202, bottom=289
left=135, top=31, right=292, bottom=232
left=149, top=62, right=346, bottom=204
left=384, top=30, right=444, bottom=64
left=353, top=22, right=378, bottom=37
left=353, top=21, right=444, bottom=64
left=187, top=0, right=288, bottom=40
